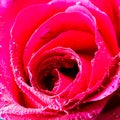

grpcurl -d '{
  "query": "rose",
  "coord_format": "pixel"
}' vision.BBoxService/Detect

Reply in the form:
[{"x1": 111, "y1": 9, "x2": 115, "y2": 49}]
[{"x1": 0, "y1": 0, "x2": 120, "y2": 119}]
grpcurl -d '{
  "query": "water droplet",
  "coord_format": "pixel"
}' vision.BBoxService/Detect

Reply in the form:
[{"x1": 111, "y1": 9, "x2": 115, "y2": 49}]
[
  {"x1": 100, "y1": 85, "x2": 105, "y2": 89},
  {"x1": 0, "y1": 86, "x2": 5, "y2": 91},
  {"x1": 115, "y1": 115, "x2": 120, "y2": 119},
  {"x1": 18, "y1": 77, "x2": 22, "y2": 81},
  {"x1": 76, "y1": 1, "x2": 81, "y2": 5},
  {"x1": 112, "y1": 112, "x2": 116, "y2": 115},
  {"x1": 40, "y1": 27, "x2": 52, "y2": 40},
  {"x1": 14, "y1": 68, "x2": 19, "y2": 75},
  {"x1": 11, "y1": 41, "x2": 17, "y2": 50},
  {"x1": 87, "y1": 111, "x2": 97, "y2": 119},
  {"x1": 74, "y1": 116, "x2": 81, "y2": 120},
  {"x1": 48, "y1": 1, "x2": 52, "y2": 5},
  {"x1": 12, "y1": 41, "x2": 16, "y2": 46},
  {"x1": 112, "y1": 112, "x2": 120, "y2": 119},
  {"x1": 97, "y1": 88, "x2": 101, "y2": 92},
  {"x1": 79, "y1": 115, "x2": 85, "y2": 120},
  {"x1": 0, "y1": 45, "x2": 2, "y2": 48}
]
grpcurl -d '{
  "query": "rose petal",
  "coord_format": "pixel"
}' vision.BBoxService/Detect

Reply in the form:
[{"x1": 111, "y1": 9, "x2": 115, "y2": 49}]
[
  {"x1": 61, "y1": 97, "x2": 109, "y2": 120},
  {"x1": 24, "y1": 11, "x2": 95, "y2": 69},
  {"x1": 28, "y1": 47, "x2": 80, "y2": 94},
  {"x1": 26, "y1": 30, "x2": 96, "y2": 59},
  {"x1": 11, "y1": 2, "x2": 70, "y2": 46},
  {"x1": 80, "y1": 0, "x2": 119, "y2": 55},
  {"x1": 90, "y1": 0, "x2": 120, "y2": 47},
  {"x1": 88, "y1": 30, "x2": 112, "y2": 88},
  {"x1": 96, "y1": 92, "x2": 120, "y2": 120},
  {"x1": 74, "y1": 52, "x2": 120, "y2": 102},
  {"x1": 0, "y1": 90, "x2": 109, "y2": 120},
  {"x1": 0, "y1": 7, "x2": 25, "y2": 105}
]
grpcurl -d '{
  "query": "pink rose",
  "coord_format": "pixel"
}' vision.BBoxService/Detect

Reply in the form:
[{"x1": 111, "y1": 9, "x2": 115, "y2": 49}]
[{"x1": 0, "y1": 0, "x2": 120, "y2": 119}]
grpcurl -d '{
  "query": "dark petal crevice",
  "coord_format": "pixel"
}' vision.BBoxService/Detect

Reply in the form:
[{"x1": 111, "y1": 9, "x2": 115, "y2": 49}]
[
  {"x1": 59, "y1": 62, "x2": 79, "y2": 79},
  {"x1": 29, "y1": 48, "x2": 80, "y2": 93},
  {"x1": 38, "y1": 58, "x2": 79, "y2": 92}
]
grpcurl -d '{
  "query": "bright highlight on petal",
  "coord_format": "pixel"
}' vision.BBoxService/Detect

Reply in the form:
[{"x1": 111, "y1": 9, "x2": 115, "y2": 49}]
[{"x1": 0, "y1": 0, "x2": 13, "y2": 7}]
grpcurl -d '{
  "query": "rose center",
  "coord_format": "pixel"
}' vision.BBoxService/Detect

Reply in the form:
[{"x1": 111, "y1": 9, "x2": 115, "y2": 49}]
[
  {"x1": 40, "y1": 60, "x2": 79, "y2": 91},
  {"x1": 29, "y1": 48, "x2": 80, "y2": 94},
  {"x1": 35, "y1": 56, "x2": 79, "y2": 93}
]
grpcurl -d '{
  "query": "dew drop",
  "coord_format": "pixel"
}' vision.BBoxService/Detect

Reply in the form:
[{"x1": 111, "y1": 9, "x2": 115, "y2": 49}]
[
  {"x1": 79, "y1": 115, "x2": 85, "y2": 120},
  {"x1": 112, "y1": 112, "x2": 116, "y2": 115},
  {"x1": 87, "y1": 111, "x2": 97, "y2": 119},
  {"x1": 14, "y1": 68, "x2": 19, "y2": 74},
  {"x1": 76, "y1": 1, "x2": 81, "y2": 5},
  {"x1": 100, "y1": 85, "x2": 105, "y2": 89},
  {"x1": 74, "y1": 116, "x2": 81, "y2": 120},
  {"x1": 12, "y1": 42, "x2": 17, "y2": 50},
  {"x1": 115, "y1": 115, "x2": 120, "y2": 119},
  {"x1": 112, "y1": 112, "x2": 120, "y2": 119},
  {"x1": 12, "y1": 41, "x2": 16, "y2": 46},
  {"x1": 18, "y1": 77, "x2": 23, "y2": 81},
  {"x1": 0, "y1": 86, "x2": 5, "y2": 91},
  {"x1": 48, "y1": 1, "x2": 52, "y2": 5},
  {"x1": 40, "y1": 27, "x2": 52, "y2": 40},
  {"x1": 97, "y1": 88, "x2": 101, "y2": 92}
]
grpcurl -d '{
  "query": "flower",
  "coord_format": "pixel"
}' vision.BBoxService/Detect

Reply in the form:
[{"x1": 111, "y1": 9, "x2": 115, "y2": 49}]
[{"x1": 0, "y1": 0, "x2": 120, "y2": 119}]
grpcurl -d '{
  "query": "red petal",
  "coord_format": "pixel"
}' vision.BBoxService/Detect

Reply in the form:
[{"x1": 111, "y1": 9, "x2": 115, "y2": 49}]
[
  {"x1": 96, "y1": 93, "x2": 120, "y2": 120},
  {"x1": 0, "y1": 92, "x2": 109, "y2": 120},
  {"x1": 11, "y1": 3, "x2": 68, "y2": 45},
  {"x1": 90, "y1": 0, "x2": 120, "y2": 47},
  {"x1": 81, "y1": 0, "x2": 119, "y2": 55},
  {"x1": 25, "y1": 11, "x2": 95, "y2": 69}
]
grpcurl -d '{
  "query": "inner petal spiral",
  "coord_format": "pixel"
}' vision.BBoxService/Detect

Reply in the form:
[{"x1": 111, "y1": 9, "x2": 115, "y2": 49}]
[
  {"x1": 38, "y1": 57, "x2": 79, "y2": 92},
  {"x1": 28, "y1": 47, "x2": 80, "y2": 94}
]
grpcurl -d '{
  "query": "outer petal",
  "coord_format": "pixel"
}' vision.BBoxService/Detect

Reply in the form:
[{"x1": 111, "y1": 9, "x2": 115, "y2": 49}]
[
  {"x1": 0, "y1": 0, "x2": 64, "y2": 116},
  {"x1": 90, "y1": 0, "x2": 120, "y2": 47},
  {"x1": 10, "y1": 2, "x2": 71, "y2": 75},
  {"x1": 96, "y1": 91, "x2": 120, "y2": 120},
  {"x1": 0, "y1": 94, "x2": 109, "y2": 120},
  {"x1": 23, "y1": 11, "x2": 95, "y2": 68}
]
